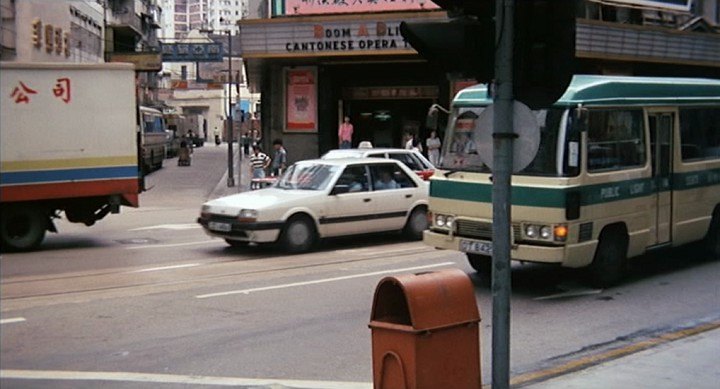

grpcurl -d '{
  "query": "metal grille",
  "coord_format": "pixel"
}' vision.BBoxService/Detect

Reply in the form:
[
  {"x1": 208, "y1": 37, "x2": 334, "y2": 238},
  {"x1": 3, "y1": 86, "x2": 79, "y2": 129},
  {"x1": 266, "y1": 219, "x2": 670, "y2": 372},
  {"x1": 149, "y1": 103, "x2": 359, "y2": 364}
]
[
  {"x1": 579, "y1": 222, "x2": 593, "y2": 242},
  {"x1": 455, "y1": 219, "x2": 522, "y2": 241}
]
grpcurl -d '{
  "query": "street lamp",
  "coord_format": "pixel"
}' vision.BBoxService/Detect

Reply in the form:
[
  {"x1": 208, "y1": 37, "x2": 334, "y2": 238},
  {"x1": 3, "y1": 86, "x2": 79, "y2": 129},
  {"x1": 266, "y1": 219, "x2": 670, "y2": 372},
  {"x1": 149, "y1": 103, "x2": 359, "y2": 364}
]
[
  {"x1": 225, "y1": 29, "x2": 235, "y2": 188},
  {"x1": 200, "y1": 25, "x2": 235, "y2": 188}
]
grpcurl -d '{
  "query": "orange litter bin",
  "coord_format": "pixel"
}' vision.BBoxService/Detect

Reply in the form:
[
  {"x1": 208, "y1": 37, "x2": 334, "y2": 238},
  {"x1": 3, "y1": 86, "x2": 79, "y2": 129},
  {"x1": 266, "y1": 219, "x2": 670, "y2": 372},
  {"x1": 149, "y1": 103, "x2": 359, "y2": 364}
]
[{"x1": 369, "y1": 269, "x2": 481, "y2": 389}]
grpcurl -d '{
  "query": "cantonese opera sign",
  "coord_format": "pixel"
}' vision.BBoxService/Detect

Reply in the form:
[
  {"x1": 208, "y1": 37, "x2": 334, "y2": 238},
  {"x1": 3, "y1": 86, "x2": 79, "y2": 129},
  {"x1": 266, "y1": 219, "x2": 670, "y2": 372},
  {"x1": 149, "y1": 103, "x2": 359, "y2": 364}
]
[
  {"x1": 286, "y1": 0, "x2": 439, "y2": 15},
  {"x1": 286, "y1": 68, "x2": 317, "y2": 132}
]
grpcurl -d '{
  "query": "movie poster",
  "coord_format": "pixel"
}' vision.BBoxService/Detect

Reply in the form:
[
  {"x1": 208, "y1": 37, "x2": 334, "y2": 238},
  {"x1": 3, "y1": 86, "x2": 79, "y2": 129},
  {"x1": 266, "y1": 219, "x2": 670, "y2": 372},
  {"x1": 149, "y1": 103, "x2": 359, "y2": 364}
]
[{"x1": 286, "y1": 67, "x2": 317, "y2": 132}]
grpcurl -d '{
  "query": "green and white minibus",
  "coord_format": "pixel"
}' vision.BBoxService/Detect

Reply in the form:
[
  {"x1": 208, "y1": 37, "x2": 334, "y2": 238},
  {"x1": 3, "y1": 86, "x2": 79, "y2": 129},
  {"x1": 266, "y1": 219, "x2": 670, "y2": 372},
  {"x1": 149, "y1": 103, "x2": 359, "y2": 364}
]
[{"x1": 424, "y1": 75, "x2": 720, "y2": 286}]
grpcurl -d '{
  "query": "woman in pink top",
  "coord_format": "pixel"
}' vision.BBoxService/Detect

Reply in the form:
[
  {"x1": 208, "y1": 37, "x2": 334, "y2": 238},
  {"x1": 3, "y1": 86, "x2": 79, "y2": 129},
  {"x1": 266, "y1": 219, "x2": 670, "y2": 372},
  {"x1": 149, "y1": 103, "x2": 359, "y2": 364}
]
[{"x1": 338, "y1": 116, "x2": 353, "y2": 149}]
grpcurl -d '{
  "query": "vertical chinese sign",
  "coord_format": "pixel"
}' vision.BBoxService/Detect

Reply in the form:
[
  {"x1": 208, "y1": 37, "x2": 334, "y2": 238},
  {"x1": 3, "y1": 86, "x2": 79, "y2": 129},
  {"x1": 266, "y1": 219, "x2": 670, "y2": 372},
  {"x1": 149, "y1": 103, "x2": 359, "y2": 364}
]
[{"x1": 285, "y1": 67, "x2": 317, "y2": 132}]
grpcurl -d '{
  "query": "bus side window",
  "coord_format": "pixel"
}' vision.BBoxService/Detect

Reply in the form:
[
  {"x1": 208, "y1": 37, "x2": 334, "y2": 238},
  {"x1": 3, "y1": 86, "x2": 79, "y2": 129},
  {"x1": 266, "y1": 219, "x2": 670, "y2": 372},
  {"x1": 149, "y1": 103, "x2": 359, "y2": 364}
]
[
  {"x1": 587, "y1": 109, "x2": 645, "y2": 172},
  {"x1": 679, "y1": 108, "x2": 720, "y2": 161}
]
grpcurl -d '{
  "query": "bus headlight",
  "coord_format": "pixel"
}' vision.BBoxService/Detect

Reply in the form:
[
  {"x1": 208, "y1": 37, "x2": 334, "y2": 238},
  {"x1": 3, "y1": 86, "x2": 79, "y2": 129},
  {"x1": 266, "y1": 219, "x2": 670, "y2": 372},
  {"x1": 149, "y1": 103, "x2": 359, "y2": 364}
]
[
  {"x1": 525, "y1": 224, "x2": 539, "y2": 238},
  {"x1": 540, "y1": 226, "x2": 553, "y2": 239},
  {"x1": 434, "y1": 213, "x2": 455, "y2": 230},
  {"x1": 524, "y1": 223, "x2": 568, "y2": 243}
]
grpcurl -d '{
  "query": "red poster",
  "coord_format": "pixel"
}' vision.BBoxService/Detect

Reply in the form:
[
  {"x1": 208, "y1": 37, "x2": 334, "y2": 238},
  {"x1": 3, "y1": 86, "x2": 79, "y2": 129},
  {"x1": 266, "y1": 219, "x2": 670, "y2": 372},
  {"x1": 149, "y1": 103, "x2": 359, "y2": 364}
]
[{"x1": 286, "y1": 68, "x2": 317, "y2": 132}]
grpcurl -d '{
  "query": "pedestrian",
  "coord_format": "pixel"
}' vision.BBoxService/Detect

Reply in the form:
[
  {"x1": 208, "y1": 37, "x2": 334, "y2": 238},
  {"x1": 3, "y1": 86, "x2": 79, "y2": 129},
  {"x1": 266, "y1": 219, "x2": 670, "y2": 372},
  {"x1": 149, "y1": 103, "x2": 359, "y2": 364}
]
[
  {"x1": 426, "y1": 130, "x2": 442, "y2": 165},
  {"x1": 213, "y1": 126, "x2": 221, "y2": 146},
  {"x1": 338, "y1": 115, "x2": 353, "y2": 149},
  {"x1": 404, "y1": 132, "x2": 423, "y2": 152},
  {"x1": 271, "y1": 139, "x2": 287, "y2": 177},
  {"x1": 249, "y1": 144, "x2": 271, "y2": 181}
]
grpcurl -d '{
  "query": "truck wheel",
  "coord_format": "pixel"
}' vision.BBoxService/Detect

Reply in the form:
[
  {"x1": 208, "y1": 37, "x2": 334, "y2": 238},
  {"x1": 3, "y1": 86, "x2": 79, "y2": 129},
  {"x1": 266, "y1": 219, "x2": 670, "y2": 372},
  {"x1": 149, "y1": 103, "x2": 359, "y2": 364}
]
[
  {"x1": 705, "y1": 209, "x2": 719, "y2": 260},
  {"x1": 587, "y1": 227, "x2": 628, "y2": 288},
  {"x1": 403, "y1": 207, "x2": 428, "y2": 240},
  {"x1": 0, "y1": 206, "x2": 47, "y2": 252},
  {"x1": 467, "y1": 253, "x2": 492, "y2": 276},
  {"x1": 279, "y1": 215, "x2": 317, "y2": 253}
]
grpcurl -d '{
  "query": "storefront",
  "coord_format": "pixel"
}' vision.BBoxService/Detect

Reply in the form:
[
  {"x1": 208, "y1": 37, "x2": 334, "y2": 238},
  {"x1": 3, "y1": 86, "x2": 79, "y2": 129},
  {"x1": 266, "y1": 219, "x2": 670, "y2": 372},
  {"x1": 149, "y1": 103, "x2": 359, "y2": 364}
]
[{"x1": 238, "y1": 10, "x2": 455, "y2": 162}]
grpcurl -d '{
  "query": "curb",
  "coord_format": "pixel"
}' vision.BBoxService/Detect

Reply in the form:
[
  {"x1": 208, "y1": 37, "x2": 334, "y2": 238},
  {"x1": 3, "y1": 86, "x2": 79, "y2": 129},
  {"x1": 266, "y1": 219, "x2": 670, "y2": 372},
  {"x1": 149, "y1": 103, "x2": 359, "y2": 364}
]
[{"x1": 509, "y1": 319, "x2": 720, "y2": 387}]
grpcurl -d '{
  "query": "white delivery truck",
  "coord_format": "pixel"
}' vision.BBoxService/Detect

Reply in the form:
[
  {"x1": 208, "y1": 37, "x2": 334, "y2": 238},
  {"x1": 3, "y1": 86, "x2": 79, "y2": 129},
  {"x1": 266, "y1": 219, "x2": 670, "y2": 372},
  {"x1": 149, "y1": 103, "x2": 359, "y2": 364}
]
[{"x1": 0, "y1": 62, "x2": 141, "y2": 251}]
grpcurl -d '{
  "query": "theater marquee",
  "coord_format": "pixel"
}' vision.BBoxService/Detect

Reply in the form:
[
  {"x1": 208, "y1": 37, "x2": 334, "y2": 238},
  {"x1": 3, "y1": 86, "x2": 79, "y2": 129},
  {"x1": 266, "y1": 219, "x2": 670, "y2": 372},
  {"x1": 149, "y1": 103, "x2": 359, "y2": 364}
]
[{"x1": 239, "y1": 12, "x2": 447, "y2": 58}]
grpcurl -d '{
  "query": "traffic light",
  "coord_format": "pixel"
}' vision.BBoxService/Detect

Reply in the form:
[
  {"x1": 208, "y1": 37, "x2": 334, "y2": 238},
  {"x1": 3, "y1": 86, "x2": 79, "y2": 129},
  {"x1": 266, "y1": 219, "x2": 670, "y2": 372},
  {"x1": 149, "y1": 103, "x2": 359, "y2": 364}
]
[
  {"x1": 402, "y1": 0, "x2": 577, "y2": 109},
  {"x1": 513, "y1": 0, "x2": 576, "y2": 108},
  {"x1": 400, "y1": 15, "x2": 494, "y2": 82}
]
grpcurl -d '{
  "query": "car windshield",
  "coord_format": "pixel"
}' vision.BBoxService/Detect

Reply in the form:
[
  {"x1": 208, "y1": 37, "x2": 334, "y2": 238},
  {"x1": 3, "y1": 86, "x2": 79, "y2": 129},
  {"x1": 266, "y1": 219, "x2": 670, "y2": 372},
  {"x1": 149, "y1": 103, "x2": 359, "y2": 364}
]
[
  {"x1": 275, "y1": 163, "x2": 339, "y2": 190},
  {"x1": 439, "y1": 106, "x2": 578, "y2": 177}
]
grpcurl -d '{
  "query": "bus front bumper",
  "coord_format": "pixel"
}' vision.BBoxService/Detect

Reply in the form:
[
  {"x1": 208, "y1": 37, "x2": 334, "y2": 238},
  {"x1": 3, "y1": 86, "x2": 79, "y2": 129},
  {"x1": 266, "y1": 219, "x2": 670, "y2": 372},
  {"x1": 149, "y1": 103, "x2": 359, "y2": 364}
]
[{"x1": 423, "y1": 230, "x2": 597, "y2": 268}]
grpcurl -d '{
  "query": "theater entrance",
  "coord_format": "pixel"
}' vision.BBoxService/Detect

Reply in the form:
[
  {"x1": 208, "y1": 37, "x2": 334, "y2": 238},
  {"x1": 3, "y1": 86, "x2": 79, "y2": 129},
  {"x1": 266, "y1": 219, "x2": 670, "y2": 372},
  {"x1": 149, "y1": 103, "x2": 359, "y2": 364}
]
[{"x1": 342, "y1": 99, "x2": 433, "y2": 149}]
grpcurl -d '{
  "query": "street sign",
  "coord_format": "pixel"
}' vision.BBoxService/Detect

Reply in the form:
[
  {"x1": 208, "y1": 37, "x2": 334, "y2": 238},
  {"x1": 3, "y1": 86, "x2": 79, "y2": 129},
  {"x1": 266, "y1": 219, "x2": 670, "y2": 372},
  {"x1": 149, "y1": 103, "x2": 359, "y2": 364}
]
[
  {"x1": 475, "y1": 101, "x2": 540, "y2": 173},
  {"x1": 160, "y1": 43, "x2": 223, "y2": 62}
]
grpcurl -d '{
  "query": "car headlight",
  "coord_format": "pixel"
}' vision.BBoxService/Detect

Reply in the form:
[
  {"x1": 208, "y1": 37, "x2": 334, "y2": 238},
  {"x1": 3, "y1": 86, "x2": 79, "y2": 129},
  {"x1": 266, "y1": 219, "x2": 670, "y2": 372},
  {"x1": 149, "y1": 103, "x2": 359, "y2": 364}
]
[
  {"x1": 238, "y1": 209, "x2": 258, "y2": 222},
  {"x1": 435, "y1": 214, "x2": 446, "y2": 227},
  {"x1": 200, "y1": 205, "x2": 211, "y2": 218}
]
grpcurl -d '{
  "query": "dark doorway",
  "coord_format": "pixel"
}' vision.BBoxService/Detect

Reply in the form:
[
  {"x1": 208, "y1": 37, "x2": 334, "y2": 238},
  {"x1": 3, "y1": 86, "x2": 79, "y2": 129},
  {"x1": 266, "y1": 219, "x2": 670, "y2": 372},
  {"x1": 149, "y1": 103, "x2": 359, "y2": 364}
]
[{"x1": 344, "y1": 99, "x2": 433, "y2": 149}]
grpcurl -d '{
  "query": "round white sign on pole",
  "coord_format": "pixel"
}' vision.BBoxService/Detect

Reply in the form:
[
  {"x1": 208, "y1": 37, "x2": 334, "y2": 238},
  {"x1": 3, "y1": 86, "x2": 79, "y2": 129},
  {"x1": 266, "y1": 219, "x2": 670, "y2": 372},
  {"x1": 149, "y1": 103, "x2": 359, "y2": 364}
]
[{"x1": 474, "y1": 101, "x2": 540, "y2": 173}]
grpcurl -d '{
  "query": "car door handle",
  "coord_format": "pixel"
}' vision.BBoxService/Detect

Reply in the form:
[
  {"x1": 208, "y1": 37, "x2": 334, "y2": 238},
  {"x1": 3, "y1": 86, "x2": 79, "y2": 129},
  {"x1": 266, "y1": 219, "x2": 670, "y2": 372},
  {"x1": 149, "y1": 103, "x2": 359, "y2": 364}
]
[
  {"x1": 405, "y1": 194, "x2": 412, "y2": 198},
  {"x1": 363, "y1": 198, "x2": 371, "y2": 202}
]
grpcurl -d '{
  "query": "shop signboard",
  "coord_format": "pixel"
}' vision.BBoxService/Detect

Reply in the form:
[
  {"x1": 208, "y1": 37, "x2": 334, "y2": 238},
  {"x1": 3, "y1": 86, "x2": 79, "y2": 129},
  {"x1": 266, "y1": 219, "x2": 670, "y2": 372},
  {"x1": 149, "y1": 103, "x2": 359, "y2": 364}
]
[
  {"x1": 285, "y1": 67, "x2": 317, "y2": 132},
  {"x1": 608, "y1": 0, "x2": 692, "y2": 11},
  {"x1": 283, "y1": 0, "x2": 439, "y2": 15},
  {"x1": 160, "y1": 43, "x2": 223, "y2": 62}
]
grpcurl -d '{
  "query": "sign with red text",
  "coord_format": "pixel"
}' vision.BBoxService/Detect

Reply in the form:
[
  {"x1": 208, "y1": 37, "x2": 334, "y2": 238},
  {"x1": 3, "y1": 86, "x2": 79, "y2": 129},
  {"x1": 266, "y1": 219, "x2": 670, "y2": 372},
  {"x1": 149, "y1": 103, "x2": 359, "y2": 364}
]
[{"x1": 285, "y1": 0, "x2": 439, "y2": 15}]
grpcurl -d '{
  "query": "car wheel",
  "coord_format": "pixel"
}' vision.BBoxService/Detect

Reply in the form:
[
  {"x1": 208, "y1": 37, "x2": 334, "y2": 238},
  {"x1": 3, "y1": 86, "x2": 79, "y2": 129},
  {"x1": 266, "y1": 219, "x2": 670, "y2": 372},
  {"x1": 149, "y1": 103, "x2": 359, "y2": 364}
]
[
  {"x1": 1, "y1": 206, "x2": 47, "y2": 252},
  {"x1": 225, "y1": 239, "x2": 249, "y2": 248},
  {"x1": 280, "y1": 216, "x2": 317, "y2": 253},
  {"x1": 403, "y1": 207, "x2": 427, "y2": 240},
  {"x1": 587, "y1": 226, "x2": 628, "y2": 288},
  {"x1": 467, "y1": 253, "x2": 492, "y2": 276},
  {"x1": 705, "y1": 208, "x2": 719, "y2": 260}
]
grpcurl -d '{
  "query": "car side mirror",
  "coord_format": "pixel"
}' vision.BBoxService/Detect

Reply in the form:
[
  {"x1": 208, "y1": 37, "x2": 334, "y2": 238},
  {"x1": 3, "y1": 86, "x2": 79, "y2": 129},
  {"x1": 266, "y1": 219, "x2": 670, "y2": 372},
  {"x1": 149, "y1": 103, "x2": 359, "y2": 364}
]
[{"x1": 331, "y1": 184, "x2": 350, "y2": 195}]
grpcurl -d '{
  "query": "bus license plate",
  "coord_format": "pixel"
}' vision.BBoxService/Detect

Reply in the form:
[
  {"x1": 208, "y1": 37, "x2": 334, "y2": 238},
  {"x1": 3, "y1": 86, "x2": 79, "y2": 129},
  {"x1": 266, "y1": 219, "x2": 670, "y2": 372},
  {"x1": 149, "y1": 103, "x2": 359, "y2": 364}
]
[
  {"x1": 208, "y1": 221, "x2": 231, "y2": 232},
  {"x1": 460, "y1": 239, "x2": 493, "y2": 255}
]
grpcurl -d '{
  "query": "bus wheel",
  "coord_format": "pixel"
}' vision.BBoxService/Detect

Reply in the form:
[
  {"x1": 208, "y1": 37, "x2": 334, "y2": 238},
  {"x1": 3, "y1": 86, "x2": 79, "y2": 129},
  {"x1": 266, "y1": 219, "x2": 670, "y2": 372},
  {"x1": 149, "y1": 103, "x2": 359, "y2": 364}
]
[
  {"x1": 0, "y1": 206, "x2": 47, "y2": 252},
  {"x1": 705, "y1": 209, "x2": 719, "y2": 260},
  {"x1": 468, "y1": 254, "x2": 492, "y2": 276},
  {"x1": 280, "y1": 215, "x2": 317, "y2": 253},
  {"x1": 587, "y1": 227, "x2": 628, "y2": 288}
]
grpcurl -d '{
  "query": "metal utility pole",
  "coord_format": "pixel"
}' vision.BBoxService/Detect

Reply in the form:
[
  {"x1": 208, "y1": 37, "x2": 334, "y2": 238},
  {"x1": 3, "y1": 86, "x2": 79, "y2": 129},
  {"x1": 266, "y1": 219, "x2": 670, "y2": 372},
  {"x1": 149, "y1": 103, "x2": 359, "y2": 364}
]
[
  {"x1": 492, "y1": 0, "x2": 514, "y2": 388},
  {"x1": 226, "y1": 30, "x2": 235, "y2": 188}
]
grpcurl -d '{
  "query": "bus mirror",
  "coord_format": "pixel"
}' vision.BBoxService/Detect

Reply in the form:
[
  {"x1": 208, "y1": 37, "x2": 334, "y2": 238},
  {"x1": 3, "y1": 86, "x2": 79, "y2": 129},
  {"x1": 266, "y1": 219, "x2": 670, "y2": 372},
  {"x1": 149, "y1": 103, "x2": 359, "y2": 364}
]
[
  {"x1": 574, "y1": 106, "x2": 589, "y2": 132},
  {"x1": 426, "y1": 104, "x2": 449, "y2": 131}
]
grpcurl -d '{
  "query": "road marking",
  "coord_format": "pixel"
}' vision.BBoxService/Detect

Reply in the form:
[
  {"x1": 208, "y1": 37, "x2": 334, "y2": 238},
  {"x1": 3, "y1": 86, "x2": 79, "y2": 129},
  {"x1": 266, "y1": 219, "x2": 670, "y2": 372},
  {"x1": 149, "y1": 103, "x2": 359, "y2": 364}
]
[
  {"x1": 0, "y1": 369, "x2": 372, "y2": 389},
  {"x1": 534, "y1": 289, "x2": 603, "y2": 301},
  {"x1": 196, "y1": 262, "x2": 456, "y2": 299},
  {"x1": 0, "y1": 317, "x2": 26, "y2": 325},
  {"x1": 126, "y1": 240, "x2": 218, "y2": 250},
  {"x1": 131, "y1": 263, "x2": 201, "y2": 273},
  {"x1": 129, "y1": 224, "x2": 201, "y2": 231}
]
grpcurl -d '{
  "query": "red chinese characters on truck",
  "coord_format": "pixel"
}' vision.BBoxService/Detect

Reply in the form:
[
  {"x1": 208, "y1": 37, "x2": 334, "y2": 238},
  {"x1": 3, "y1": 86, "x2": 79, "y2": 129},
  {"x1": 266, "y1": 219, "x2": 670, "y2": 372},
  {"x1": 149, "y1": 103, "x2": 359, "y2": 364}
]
[{"x1": 9, "y1": 78, "x2": 72, "y2": 104}]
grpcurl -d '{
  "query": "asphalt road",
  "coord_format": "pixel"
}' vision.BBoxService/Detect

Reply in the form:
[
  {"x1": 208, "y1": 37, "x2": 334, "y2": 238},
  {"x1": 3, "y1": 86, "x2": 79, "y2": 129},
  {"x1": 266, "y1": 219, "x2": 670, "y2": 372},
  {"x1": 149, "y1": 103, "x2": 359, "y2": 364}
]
[{"x1": 2, "y1": 144, "x2": 719, "y2": 388}]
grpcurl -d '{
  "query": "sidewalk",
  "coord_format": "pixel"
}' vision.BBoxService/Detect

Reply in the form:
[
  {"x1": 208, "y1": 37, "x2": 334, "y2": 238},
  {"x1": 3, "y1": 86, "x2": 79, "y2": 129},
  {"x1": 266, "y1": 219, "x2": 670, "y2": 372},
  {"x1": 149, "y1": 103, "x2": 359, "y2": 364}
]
[
  {"x1": 521, "y1": 325, "x2": 720, "y2": 389},
  {"x1": 208, "y1": 142, "x2": 252, "y2": 199}
]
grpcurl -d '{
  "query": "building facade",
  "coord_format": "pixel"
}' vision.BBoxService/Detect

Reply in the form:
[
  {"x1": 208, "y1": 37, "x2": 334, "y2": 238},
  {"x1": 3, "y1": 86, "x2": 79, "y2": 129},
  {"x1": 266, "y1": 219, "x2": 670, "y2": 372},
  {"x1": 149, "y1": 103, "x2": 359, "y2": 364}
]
[{"x1": 238, "y1": 0, "x2": 719, "y2": 164}]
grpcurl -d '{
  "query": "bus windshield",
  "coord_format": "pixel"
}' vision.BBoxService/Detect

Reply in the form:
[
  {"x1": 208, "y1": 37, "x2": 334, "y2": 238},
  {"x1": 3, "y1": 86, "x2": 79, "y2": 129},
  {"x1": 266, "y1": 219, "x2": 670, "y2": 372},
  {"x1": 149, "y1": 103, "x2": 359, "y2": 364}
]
[{"x1": 439, "y1": 106, "x2": 579, "y2": 177}]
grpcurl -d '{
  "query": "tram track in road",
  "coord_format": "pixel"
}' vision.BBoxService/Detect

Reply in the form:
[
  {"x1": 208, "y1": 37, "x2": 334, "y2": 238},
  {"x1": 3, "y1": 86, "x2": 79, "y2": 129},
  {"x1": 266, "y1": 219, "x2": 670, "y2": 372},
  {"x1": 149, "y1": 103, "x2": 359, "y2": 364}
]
[{"x1": 0, "y1": 242, "x2": 449, "y2": 311}]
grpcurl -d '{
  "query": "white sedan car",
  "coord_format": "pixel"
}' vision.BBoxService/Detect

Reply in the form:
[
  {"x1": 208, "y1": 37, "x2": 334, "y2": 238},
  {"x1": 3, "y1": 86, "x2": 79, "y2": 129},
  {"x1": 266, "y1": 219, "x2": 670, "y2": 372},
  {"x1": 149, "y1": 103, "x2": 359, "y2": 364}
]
[
  {"x1": 321, "y1": 147, "x2": 435, "y2": 180},
  {"x1": 198, "y1": 158, "x2": 429, "y2": 252}
]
